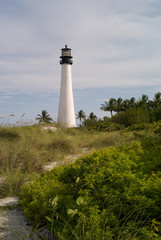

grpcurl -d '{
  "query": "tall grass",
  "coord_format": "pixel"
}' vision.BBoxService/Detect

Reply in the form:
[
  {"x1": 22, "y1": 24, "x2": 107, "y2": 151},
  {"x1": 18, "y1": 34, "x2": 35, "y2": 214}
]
[{"x1": 0, "y1": 124, "x2": 135, "y2": 197}]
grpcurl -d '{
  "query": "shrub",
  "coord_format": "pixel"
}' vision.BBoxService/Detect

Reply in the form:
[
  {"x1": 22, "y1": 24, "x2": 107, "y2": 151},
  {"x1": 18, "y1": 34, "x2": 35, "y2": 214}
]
[
  {"x1": 0, "y1": 124, "x2": 136, "y2": 198},
  {"x1": 19, "y1": 137, "x2": 161, "y2": 239},
  {"x1": 82, "y1": 121, "x2": 124, "y2": 132},
  {"x1": 0, "y1": 127, "x2": 20, "y2": 140},
  {"x1": 127, "y1": 123, "x2": 151, "y2": 131},
  {"x1": 154, "y1": 121, "x2": 161, "y2": 136},
  {"x1": 153, "y1": 106, "x2": 161, "y2": 121},
  {"x1": 112, "y1": 108, "x2": 151, "y2": 127}
]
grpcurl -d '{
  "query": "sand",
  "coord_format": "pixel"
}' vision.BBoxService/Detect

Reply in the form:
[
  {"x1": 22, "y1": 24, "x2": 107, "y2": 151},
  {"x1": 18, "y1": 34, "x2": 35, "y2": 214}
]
[{"x1": 0, "y1": 197, "x2": 37, "y2": 240}]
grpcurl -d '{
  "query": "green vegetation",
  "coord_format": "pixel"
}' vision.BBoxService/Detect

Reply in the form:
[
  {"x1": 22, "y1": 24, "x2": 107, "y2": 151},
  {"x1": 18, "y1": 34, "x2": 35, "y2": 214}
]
[
  {"x1": 35, "y1": 110, "x2": 53, "y2": 123},
  {"x1": 1, "y1": 92, "x2": 161, "y2": 239},
  {"x1": 100, "y1": 92, "x2": 161, "y2": 116},
  {"x1": 19, "y1": 134, "x2": 161, "y2": 239},
  {"x1": 0, "y1": 124, "x2": 134, "y2": 198},
  {"x1": 77, "y1": 92, "x2": 161, "y2": 131},
  {"x1": 76, "y1": 110, "x2": 86, "y2": 126},
  {"x1": 105, "y1": 92, "x2": 161, "y2": 126}
]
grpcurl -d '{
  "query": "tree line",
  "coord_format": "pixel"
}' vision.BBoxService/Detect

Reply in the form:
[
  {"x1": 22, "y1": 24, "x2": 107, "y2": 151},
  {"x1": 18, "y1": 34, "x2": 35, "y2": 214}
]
[
  {"x1": 77, "y1": 92, "x2": 161, "y2": 127},
  {"x1": 100, "y1": 92, "x2": 161, "y2": 117},
  {"x1": 35, "y1": 92, "x2": 161, "y2": 127}
]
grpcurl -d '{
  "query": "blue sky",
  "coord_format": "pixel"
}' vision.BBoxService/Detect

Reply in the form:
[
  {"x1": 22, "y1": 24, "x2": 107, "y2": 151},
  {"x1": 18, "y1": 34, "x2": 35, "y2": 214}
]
[{"x1": 0, "y1": 0, "x2": 161, "y2": 124}]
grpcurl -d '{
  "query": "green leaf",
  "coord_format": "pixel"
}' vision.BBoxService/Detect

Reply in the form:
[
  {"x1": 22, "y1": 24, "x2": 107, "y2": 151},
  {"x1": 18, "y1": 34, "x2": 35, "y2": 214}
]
[
  {"x1": 67, "y1": 209, "x2": 78, "y2": 217},
  {"x1": 76, "y1": 177, "x2": 80, "y2": 183},
  {"x1": 76, "y1": 196, "x2": 85, "y2": 205},
  {"x1": 52, "y1": 196, "x2": 58, "y2": 207},
  {"x1": 46, "y1": 216, "x2": 52, "y2": 222}
]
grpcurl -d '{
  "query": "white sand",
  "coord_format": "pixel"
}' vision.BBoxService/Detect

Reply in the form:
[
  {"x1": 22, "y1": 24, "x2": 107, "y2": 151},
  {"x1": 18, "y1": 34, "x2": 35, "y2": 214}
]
[{"x1": 0, "y1": 206, "x2": 37, "y2": 239}]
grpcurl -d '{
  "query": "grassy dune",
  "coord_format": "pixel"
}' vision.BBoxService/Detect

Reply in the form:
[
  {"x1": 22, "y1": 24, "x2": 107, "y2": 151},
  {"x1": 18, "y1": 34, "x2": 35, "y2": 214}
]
[{"x1": 0, "y1": 124, "x2": 135, "y2": 197}]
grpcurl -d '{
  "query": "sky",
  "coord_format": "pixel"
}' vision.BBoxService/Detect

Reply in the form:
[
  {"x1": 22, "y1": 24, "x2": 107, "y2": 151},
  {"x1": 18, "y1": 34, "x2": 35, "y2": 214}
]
[{"x1": 0, "y1": 0, "x2": 161, "y2": 124}]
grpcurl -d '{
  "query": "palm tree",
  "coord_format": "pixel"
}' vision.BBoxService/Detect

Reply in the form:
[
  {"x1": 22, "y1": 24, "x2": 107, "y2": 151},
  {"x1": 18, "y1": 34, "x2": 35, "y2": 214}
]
[
  {"x1": 153, "y1": 92, "x2": 161, "y2": 108},
  {"x1": 123, "y1": 97, "x2": 136, "y2": 111},
  {"x1": 137, "y1": 94, "x2": 149, "y2": 108},
  {"x1": 36, "y1": 110, "x2": 53, "y2": 124},
  {"x1": 100, "y1": 98, "x2": 116, "y2": 117},
  {"x1": 100, "y1": 101, "x2": 110, "y2": 111},
  {"x1": 129, "y1": 97, "x2": 136, "y2": 108},
  {"x1": 100, "y1": 101, "x2": 110, "y2": 116},
  {"x1": 76, "y1": 110, "x2": 86, "y2": 126},
  {"x1": 122, "y1": 99, "x2": 130, "y2": 111},
  {"x1": 89, "y1": 112, "x2": 97, "y2": 121},
  {"x1": 115, "y1": 97, "x2": 123, "y2": 113}
]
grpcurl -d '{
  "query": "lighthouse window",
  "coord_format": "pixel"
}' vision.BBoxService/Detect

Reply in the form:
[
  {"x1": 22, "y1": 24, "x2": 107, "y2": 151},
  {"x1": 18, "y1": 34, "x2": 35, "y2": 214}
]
[{"x1": 62, "y1": 50, "x2": 71, "y2": 56}]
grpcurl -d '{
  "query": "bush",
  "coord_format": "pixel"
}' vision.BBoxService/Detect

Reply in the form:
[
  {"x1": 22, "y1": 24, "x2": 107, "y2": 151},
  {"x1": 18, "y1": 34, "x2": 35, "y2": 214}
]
[
  {"x1": 153, "y1": 106, "x2": 161, "y2": 121},
  {"x1": 0, "y1": 124, "x2": 136, "y2": 198},
  {"x1": 19, "y1": 137, "x2": 161, "y2": 239},
  {"x1": 0, "y1": 127, "x2": 20, "y2": 140},
  {"x1": 82, "y1": 121, "x2": 124, "y2": 132},
  {"x1": 96, "y1": 122, "x2": 124, "y2": 131},
  {"x1": 127, "y1": 121, "x2": 161, "y2": 132},
  {"x1": 154, "y1": 122, "x2": 161, "y2": 136},
  {"x1": 112, "y1": 108, "x2": 151, "y2": 127},
  {"x1": 127, "y1": 123, "x2": 151, "y2": 131}
]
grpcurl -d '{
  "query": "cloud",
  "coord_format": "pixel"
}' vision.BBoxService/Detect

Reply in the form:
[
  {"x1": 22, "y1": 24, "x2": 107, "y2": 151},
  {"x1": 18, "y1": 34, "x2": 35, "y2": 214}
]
[{"x1": 0, "y1": 0, "x2": 161, "y2": 96}]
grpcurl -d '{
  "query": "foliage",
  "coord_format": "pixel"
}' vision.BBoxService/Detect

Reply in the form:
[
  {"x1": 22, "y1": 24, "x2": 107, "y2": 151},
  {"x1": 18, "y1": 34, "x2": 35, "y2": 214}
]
[
  {"x1": 152, "y1": 106, "x2": 161, "y2": 122},
  {"x1": 0, "y1": 124, "x2": 135, "y2": 197},
  {"x1": 76, "y1": 110, "x2": 86, "y2": 126},
  {"x1": 20, "y1": 136, "x2": 161, "y2": 239},
  {"x1": 100, "y1": 92, "x2": 161, "y2": 125},
  {"x1": 35, "y1": 110, "x2": 53, "y2": 124},
  {"x1": 83, "y1": 120, "x2": 125, "y2": 131},
  {"x1": 88, "y1": 112, "x2": 97, "y2": 121},
  {"x1": 100, "y1": 98, "x2": 117, "y2": 117},
  {"x1": 0, "y1": 128, "x2": 20, "y2": 140},
  {"x1": 82, "y1": 112, "x2": 98, "y2": 128},
  {"x1": 153, "y1": 92, "x2": 161, "y2": 108},
  {"x1": 112, "y1": 107, "x2": 151, "y2": 127},
  {"x1": 136, "y1": 94, "x2": 149, "y2": 108},
  {"x1": 127, "y1": 121, "x2": 161, "y2": 132},
  {"x1": 154, "y1": 122, "x2": 161, "y2": 136}
]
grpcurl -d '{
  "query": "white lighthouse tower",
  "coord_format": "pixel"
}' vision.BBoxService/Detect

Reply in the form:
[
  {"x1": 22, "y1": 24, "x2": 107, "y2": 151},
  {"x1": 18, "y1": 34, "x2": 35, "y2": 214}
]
[{"x1": 58, "y1": 45, "x2": 76, "y2": 127}]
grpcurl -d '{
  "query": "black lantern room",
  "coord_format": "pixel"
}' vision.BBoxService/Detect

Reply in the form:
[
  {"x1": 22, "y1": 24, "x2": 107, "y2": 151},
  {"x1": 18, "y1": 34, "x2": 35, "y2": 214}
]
[{"x1": 60, "y1": 45, "x2": 73, "y2": 65}]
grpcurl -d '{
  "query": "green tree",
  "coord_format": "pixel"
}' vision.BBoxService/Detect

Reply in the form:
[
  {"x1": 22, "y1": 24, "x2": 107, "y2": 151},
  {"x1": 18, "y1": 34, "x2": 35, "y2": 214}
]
[
  {"x1": 122, "y1": 99, "x2": 130, "y2": 111},
  {"x1": 100, "y1": 101, "x2": 110, "y2": 112},
  {"x1": 36, "y1": 110, "x2": 53, "y2": 124},
  {"x1": 112, "y1": 107, "x2": 150, "y2": 127},
  {"x1": 100, "y1": 98, "x2": 116, "y2": 117},
  {"x1": 76, "y1": 110, "x2": 86, "y2": 126},
  {"x1": 129, "y1": 97, "x2": 136, "y2": 108},
  {"x1": 115, "y1": 97, "x2": 123, "y2": 113},
  {"x1": 123, "y1": 97, "x2": 136, "y2": 111},
  {"x1": 83, "y1": 112, "x2": 98, "y2": 127},
  {"x1": 89, "y1": 112, "x2": 97, "y2": 121},
  {"x1": 137, "y1": 94, "x2": 149, "y2": 108},
  {"x1": 153, "y1": 92, "x2": 161, "y2": 108}
]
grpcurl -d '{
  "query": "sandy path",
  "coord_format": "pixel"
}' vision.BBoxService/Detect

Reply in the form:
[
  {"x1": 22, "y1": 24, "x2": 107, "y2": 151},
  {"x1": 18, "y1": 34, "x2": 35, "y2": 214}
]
[
  {"x1": 0, "y1": 197, "x2": 37, "y2": 240},
  {"x1": 0, "y1": 208, "x2": 36, "y2": 240}
]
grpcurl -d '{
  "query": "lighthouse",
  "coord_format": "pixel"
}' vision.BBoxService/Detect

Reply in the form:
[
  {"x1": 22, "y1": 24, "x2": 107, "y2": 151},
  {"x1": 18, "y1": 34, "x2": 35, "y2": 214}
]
[{"x1": 58, "y1": 45, "x2": 76, "y2": 127}]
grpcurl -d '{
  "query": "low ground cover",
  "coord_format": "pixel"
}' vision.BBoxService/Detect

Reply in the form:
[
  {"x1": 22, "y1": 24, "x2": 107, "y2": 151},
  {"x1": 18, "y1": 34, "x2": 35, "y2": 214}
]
[
  {"x1": 19, "y1": 134, "x2": 161, "y2": 239},
  {"x1": 0, "y1": 124, "x2": 135, "y2": 197},
  {"x1": 1, "y1": 122, "x2": 161, "y2": 239}
]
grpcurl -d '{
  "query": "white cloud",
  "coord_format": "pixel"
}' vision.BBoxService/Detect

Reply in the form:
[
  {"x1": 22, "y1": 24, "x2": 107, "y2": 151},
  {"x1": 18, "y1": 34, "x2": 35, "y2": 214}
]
[{"x1": 0, "y1": 0, "x2": 161, "y2": 96}]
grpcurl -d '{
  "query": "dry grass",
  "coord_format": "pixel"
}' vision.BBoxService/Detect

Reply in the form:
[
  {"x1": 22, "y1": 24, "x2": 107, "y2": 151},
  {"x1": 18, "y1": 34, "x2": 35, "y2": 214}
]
[{"x1": 0, "y1": 124, "x2": 135, "y2": 197}]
